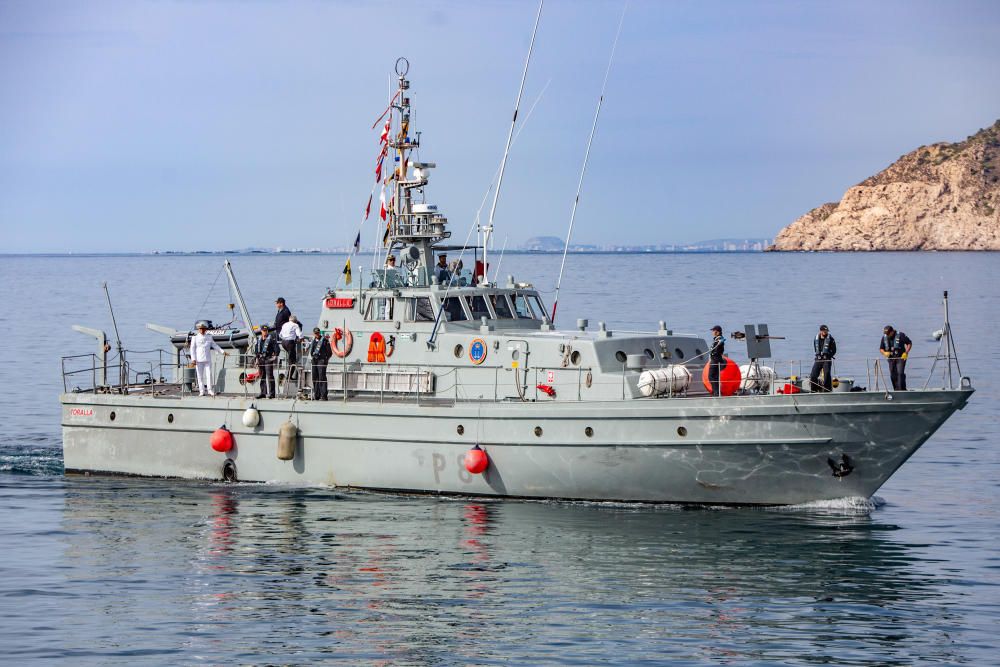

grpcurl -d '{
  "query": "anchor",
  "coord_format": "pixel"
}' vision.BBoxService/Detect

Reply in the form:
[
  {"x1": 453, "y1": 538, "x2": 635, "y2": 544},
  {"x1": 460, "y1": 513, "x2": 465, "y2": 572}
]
[{"x1": 827, "y1": 453, "x2": 855, "y2": 479}]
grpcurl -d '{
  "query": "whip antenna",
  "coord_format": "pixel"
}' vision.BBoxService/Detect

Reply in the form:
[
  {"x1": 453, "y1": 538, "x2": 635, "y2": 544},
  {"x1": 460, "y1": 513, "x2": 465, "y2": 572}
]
[
  {"x1": 551, "y1": 4, "x2": 626, "y2": 324},
  {"x1": 482, "y1": 0, "x2": 543, "y2": 286}
]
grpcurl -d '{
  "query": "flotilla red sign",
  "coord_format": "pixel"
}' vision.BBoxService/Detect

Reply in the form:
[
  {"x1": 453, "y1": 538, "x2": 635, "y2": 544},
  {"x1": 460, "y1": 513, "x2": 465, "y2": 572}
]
[
  {"x1": 70, "y1": 408, "x2": 93, "y2": 417},
  {"x1": 325, "y1": 297, "x2": 355, "y2": 309}
]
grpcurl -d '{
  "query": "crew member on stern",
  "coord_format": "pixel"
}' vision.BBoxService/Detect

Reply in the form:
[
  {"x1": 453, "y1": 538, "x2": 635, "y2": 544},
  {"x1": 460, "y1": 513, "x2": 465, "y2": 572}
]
[
  {"x1": 273, "y1": 297, "x2": 292, "y2": 332},
  {"x1": 280, "y1": 315, "x2": 303, "y2": 380},
  {"x1": 189, "y1": 322, "x2": 227, "y2": 397},
  {"x1": 309, "y1": 327, "x2": 333, "y2": 401},
  {"x1": 809, "y1": 324, "x2": 837, "y2": 392},
  {"x1": 708, "y1": 325, "x2": 725, "y2": 397},
  {"x1": 880, "y1": 325, "x2": 912, "y2": 391},
  {"x1": 253, "y1": 325, "x2": 279, "y2": 399}
]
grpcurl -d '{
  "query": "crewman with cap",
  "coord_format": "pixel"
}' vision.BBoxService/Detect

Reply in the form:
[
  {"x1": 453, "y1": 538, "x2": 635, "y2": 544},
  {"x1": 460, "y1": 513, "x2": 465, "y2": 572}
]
[
  {"x1": 708, "y1": 325, "x2": 726, "y2": 397},
  {"x1": 880, "y1": 325, "x2": 912, "y2": 390},
  {"x1": 189, "y1": 322, "x2": 227, "y2": 397},
  {"x1": 436, "y1": 254, "x2": 451, "y2": 284},
  {"x1": 809, "y1": 324, "x2": 837, "y2": 392},
  {"x1": 308, "y1": 327, "x2": 333, "y2": 401},
  {"x1": 253, "y1": 324, "x2": 279, "y2": 399}
]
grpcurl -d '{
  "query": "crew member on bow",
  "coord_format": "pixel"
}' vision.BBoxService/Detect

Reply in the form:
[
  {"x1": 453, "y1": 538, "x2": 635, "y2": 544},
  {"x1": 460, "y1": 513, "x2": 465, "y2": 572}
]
[
  {"x1": 253, "y1": 324, "x2": 279, "y2": 399},
  {"x1": 708, "y1": 325, "x2": 726, "y2": 397},
  {"x1": 809, "y1": 324, "x2": 837, "y2": 392},
  {"x1": 309, "y1": 327, "x2": 333, "y2": 401},
  {"x1": 189, "y1": 321, "x2": 228, "y2": 397},
  {"x1": 880, "y1": 325, "x2": 912, "y2": 391}
]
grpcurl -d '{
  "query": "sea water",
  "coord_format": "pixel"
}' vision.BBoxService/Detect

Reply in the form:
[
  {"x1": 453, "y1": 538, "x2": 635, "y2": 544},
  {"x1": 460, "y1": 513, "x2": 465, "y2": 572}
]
[{"x1": 1, "y1": 252, "x2": 998, "y2": 664}]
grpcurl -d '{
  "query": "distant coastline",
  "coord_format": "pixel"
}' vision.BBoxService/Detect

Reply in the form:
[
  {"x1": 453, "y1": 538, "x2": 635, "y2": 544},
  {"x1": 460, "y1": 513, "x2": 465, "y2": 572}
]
[{"x1": 2, "y1": 237, "x2": 774, "y2": 257}]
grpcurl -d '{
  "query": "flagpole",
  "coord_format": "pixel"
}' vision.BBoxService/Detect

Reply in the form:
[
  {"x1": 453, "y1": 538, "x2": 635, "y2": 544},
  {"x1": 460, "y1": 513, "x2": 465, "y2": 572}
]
[
  {"x1": 483, "y1": 0, "x2": 543, "y2": 287},
  {"x1": 551, "y1": 4, "x2": 626, "y2": 324}
]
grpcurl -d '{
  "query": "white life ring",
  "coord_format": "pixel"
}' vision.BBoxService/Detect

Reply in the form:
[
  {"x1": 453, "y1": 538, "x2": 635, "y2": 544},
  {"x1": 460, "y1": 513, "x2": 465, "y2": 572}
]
[{"x1": 331, "y1": 327, "x2": 354, "y2": 358}]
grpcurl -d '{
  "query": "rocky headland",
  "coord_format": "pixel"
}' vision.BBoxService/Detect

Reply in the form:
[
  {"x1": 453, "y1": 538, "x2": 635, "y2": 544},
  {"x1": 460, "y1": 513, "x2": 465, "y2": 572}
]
[{"x1": 770, "y1": 120, "x2": 1000, "y2": 251}]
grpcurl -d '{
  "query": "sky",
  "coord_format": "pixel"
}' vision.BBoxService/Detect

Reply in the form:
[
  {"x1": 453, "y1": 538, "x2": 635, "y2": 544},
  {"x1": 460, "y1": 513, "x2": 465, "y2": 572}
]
[{"x1": 1, "y1": 0, "x2": 999, "y2": 253}]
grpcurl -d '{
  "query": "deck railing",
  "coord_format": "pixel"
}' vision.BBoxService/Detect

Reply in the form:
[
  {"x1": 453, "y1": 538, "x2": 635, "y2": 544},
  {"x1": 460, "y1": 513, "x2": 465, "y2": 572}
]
[{"x1": 62, "y1": 343, "x2": 969, "y2": 402}]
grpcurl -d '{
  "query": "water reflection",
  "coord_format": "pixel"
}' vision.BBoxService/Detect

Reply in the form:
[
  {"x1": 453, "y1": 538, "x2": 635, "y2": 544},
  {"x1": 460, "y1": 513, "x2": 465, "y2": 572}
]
[{"x1": 46, "y1": 479, "x2": 968, "y2": 664}]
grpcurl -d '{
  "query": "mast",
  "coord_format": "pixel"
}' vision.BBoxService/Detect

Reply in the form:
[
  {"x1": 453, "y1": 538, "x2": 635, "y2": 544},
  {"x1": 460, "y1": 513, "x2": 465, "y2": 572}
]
[
  {"x1": 483, "y1": 0, "x2": 544, "y2": 287},
  {"x1": 379, "y1": 58, "x2": 450, "y2": 283}
]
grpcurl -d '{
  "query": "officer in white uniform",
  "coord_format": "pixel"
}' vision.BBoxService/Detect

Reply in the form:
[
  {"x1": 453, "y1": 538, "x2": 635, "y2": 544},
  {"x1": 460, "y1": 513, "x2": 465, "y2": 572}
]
[
  {"x1": 279, "y1": 315, "x2": 303, "y2": 380},
  {"x1": 189, "y1": 322, "x2": 228, "y2": 396}
]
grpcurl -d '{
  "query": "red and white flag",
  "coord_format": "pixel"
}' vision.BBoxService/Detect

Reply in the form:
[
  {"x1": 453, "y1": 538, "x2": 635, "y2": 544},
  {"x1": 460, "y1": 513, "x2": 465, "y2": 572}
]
[
  {"x1": 379, "y1": 187, "x2": 387, "y2": 221},
  {"x1": 364, "y1": 193, "x2": 372, "y2": 220},
  {"x1": 375, "y1": 157, "x2": 384, "y2": 182},
  {"x1": 379, "y1": 118, "x2": 391, "y2": 144}
]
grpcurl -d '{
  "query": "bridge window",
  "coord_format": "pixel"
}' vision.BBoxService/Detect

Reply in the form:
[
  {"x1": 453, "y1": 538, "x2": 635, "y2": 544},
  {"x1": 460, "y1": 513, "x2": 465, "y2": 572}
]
[
  {"x1": 528, "y1": 295, "x2": 548, "y2": 321},
  {"x1": 404, "y1": 297, "x2": 435, "y2": 322},
  {"x1": 466, "y1": 295, "x2": 491, "y2": 320},
  {"x1": 490, "y1": 294, "x2": 514, "y2": 319},
  {"x1": 512, "y1": 294, "x2": 533, "y2": 319},
  {"x1": 364, "y1": 297, "x2": 393, "y2": 321},
  {"x1": 441, "y1": 296, "x2": 468, "y2": 322}
]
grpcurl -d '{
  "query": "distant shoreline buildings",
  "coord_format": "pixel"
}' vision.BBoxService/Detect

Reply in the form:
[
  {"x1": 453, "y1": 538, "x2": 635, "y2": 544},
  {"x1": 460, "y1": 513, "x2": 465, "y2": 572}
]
[
  {"x1": 7, "y1": 238, "x2": 773, "y2": 257},
  {"x1": 142, "y1": 237, "x2": 774, "y2": 256}
]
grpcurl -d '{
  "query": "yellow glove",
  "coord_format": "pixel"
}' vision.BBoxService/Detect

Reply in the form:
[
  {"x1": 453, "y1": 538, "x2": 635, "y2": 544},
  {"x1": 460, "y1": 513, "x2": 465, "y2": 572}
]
[
  {"x1": 881, "y1": 350, "x2": 890, "y2": 357},
  {"x1": 901, "y1": 352, "x2": 908, "y2": 360}
]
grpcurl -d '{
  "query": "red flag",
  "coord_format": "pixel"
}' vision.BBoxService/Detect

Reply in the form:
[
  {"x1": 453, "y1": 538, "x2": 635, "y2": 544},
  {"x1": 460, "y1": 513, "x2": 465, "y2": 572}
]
[
  {"x1": 380, "y1": 118, "x2": 390, "y2": 144},
  {"x1": 379, "y1": 188, "x2": 387, "y2": 221},
  {"x1": 375, "y1": 157, "x2": 383, "y2": 182},
  {"x1": 364, "y1": 194, "x2": 372, "y2": 220}
]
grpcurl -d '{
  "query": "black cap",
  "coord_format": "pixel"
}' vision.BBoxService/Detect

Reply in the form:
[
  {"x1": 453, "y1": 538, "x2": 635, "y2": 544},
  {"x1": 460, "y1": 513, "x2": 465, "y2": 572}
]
[
  {"x1": 313, "y1": 327, "x2": 321, "y2": 334},
  {"x1": 819, "y1": 324, "x2": 829, "y2": 332},
  {"x1": 883, "y1": 324, "x2": 894, "y2": 333},
  {"x1": 276, "y1": 297, "x2": 285, "y2": 304},
  {"x1": 260, "y1": 324, "x2": 269, "y2": 331},
  {"x1": 711, "y1": 325, "x2": 722, "y2": 334}
]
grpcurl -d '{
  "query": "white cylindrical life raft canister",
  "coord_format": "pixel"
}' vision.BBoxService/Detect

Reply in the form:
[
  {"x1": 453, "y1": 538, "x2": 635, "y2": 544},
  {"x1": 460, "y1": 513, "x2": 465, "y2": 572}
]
[
  {"x1": 277, "y1": 420, "x2": 298, "y2": 461},
  {"x1": 738, "y1": 364, "x2": 776, "y2": 392},
  {"x1": 638, "y1": 365, "x2": 692, "y2": 397},
  {"x1": 242, "y1": 406, "x2": 260, "y2": 428}
]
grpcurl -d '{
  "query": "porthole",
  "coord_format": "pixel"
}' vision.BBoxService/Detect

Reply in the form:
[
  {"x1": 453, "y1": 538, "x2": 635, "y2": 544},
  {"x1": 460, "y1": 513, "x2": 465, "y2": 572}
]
[
  {"x1": 694, "y1": 348, "x2": 703, "y2": 356},
  {"x1": 615, "y1": 351, "x2": 627, "y2": 363},
  {"x1": 457, "y1": 424, "x2": 465, "y2": 435},
  {"x1": 677, "y1": 426, "x2": 687, "y2": 437},
  {"x1": 109, "y1": 411, "x2": 116, "y2": 421},
  {"x1": 585, "y1": 426, "x2": 594, "y2": 437},
  {"x1": 674, "y1": 348, "x2": 685, "y2": 360},
  {"x1": 570, "y1": 351, "x2": 582, "y2": 366},
  {"x1": 534, "y1": 426, "x2": 543, "y2": 437},
  {"x1": 167, "y1": 413, "x2": 174, "y2": 423},
  {"x1": 644, "y1": 348, "x2": 654, "y2": 360},
  {"x1": 454, "y1": 344, "x2": 464, "y2": 358}
]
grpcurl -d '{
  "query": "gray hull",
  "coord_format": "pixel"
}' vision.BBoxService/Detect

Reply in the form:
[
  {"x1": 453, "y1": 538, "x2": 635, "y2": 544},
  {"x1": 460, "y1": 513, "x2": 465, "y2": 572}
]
[{"x1": 61, "y1": 388, "x2": 972, "y2": 505}]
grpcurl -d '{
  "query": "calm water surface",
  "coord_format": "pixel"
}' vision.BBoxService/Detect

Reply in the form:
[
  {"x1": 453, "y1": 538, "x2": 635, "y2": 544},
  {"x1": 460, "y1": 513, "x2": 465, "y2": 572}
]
[{"x1": 1, "y1": 252, "x2": 998, "y2": 664}]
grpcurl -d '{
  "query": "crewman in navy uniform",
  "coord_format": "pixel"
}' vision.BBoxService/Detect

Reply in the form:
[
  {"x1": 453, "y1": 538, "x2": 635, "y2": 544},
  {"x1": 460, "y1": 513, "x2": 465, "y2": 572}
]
[
  {"x1": 436, "y1": 254, "x2": 451, "y2": 284},
  {"x1": 308, "y1": 327, "x2": 333, "y2": 401},
  {"x1": 880, "y1": 325, "x2": 912, "y2": 390},
  {"x1": 253, "y1": 325, "x2": 280, "y2": 399},
  {"x1": 708, "y1": 325, "x2": 725, "y2": 397},
  {"x1": 273, "y1": 297, "x2": 292, "y2": 333},
  {"x1": 809, "y1": 324, "x2": 837, "y2": 392}
]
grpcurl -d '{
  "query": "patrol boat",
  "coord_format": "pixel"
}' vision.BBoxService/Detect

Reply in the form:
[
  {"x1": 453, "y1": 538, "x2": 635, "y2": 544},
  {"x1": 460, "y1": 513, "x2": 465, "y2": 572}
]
[{"x1": 60, "y1": 62, "x2": 974, "y2": 505}]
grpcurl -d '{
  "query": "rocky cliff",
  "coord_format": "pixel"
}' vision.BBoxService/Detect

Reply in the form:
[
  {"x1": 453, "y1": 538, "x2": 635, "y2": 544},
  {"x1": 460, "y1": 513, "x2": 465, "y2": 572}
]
[{"x1": 771, "y1": 120, "x2": 1000, "y2": 251}]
